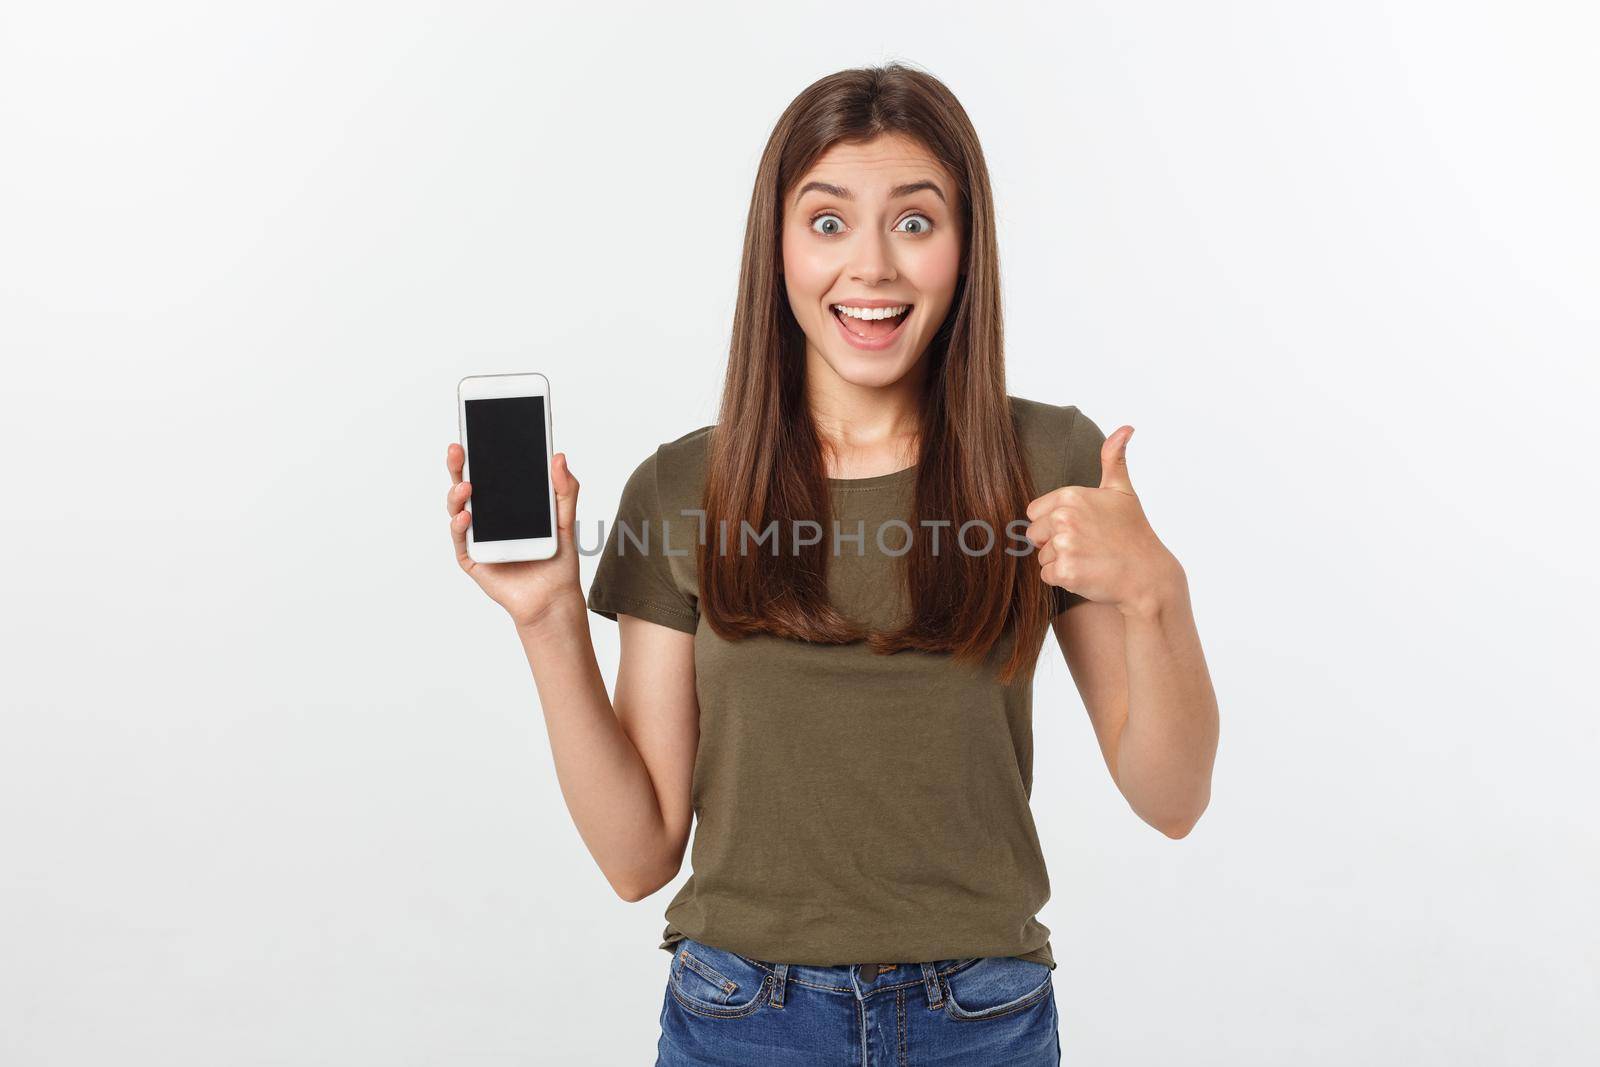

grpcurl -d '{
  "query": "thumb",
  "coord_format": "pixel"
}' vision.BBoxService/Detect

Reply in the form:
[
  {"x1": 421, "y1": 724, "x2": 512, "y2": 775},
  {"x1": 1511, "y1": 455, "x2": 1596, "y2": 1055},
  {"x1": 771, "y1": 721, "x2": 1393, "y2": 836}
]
[
  {"x1": 1098, "y1": 426, "x2": 1135, "y2": 492},
  {"x1": 553, "y1": 453, "x2": 580, "y2": 537}
]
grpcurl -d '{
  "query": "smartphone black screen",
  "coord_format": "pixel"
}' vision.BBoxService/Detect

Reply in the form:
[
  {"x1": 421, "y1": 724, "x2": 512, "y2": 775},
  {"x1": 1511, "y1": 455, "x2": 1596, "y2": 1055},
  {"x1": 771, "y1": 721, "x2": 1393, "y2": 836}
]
[{"x1": 463, "y1": 395, "x2": 553, "y2": 542}]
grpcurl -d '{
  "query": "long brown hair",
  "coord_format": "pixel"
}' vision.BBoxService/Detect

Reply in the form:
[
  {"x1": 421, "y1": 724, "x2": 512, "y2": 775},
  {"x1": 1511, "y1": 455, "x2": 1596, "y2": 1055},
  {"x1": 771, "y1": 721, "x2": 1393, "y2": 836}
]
[{"x1": 698, "y1": 62, "x2": 1052, "y2": 684}]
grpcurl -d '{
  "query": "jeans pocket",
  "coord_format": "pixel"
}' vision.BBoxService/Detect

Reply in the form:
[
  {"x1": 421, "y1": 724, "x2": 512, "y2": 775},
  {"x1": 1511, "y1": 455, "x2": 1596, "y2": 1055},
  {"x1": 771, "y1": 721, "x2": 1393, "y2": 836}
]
[
  {"x1": 941, "y1": 956, "x2": 1054, "y2": 1022},
  {"x1": 668, "y1": 937, "x2": 772, "y2": 1019}
]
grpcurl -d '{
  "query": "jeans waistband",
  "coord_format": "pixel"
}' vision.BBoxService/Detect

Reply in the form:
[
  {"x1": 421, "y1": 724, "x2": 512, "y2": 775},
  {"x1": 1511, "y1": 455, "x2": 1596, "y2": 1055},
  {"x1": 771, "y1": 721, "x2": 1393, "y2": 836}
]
[{"x1": 721, "y1": 947, "x2": 983, "y2": 1009}]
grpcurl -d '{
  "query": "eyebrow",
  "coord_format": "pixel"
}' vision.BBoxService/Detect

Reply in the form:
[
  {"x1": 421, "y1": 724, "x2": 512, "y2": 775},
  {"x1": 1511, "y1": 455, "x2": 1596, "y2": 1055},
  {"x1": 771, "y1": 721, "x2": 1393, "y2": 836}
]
[{"x1": 794, "y1": 179, "x2": 948, "y2": 205}]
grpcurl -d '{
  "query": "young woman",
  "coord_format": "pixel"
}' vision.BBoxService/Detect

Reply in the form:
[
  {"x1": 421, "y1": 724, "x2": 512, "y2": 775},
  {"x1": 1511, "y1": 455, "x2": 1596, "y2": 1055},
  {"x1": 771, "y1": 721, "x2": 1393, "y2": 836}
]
[{"x1": 444, "y1": 63, "x2": 1218, "y2": 1067}]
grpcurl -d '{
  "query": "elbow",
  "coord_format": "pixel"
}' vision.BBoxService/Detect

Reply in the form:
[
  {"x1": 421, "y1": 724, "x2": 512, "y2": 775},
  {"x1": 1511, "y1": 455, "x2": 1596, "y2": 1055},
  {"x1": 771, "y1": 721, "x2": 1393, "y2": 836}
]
[
  {"x1": 609, "y1": 833, "x2": 689, "y2": 901},
  {"x1": 610, "y1": 864, "x2": 677, "y2": 903},
  {"x1": 1157, "y1": 816, "x2": 1197, "y2": 840},
  {"x1": 615, "y1": 882, "x2": 654, "y2": 903},
  {"x1": 612, "y1": 877, "x2": 658, "y2": 903},
  {"x1": 1149, "y1": 792, "x2": 1210, "y2": 840}
]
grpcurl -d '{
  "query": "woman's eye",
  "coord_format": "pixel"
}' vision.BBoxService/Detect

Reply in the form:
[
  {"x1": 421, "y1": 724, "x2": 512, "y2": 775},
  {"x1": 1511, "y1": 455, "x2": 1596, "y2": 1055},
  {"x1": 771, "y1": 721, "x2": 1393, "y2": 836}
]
[
  {"x1": 895, "y1": 213, "x2": 933, "y2": 234},
  {"x1": 811, "y1": 214, "x2": 845, "y2": 236}
]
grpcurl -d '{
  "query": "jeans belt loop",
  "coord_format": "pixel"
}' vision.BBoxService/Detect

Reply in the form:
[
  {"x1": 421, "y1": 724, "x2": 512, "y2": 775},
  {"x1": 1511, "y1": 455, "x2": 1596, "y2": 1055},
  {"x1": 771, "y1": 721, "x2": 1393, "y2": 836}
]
[
  {"x1": 769, "y1": 962, "x2": 789, "y2": 1009},
  {"x1": 920, "y1": 961, "x2": 944, "y2": 1009}
]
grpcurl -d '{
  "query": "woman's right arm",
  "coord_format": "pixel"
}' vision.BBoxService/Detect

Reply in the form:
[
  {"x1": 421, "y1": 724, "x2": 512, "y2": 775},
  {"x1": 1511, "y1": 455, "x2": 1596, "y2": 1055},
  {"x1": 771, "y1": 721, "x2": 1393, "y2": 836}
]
[
  {"x1": 446, "y1": 444, "x2": 697, "y2": 901},
  {"x1": 513, "y1": 604, "x2": 697, "y2": 901}
]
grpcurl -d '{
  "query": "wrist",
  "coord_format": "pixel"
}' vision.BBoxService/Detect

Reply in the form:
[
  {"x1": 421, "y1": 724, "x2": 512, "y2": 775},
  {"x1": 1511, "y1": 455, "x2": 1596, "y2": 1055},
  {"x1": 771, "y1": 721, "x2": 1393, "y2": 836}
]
[
  {"x1": 514, "y1": 588, "x2": 587, "y2": 639},
  {"x1": 1117, "y1": 555, "x2": 1188, "y2": 621}
]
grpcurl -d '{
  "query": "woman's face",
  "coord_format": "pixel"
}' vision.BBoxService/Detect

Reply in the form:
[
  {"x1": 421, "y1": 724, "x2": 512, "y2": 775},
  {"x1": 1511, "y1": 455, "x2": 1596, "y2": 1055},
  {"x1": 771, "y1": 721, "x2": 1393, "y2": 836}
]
[{"x1": 781, "y1": 133, "x2": 964, "y2": 391}]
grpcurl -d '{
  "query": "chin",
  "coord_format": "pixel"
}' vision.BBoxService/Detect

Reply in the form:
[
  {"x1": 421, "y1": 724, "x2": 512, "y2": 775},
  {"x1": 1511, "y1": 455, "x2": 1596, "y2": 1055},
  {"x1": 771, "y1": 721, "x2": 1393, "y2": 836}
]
[{"x1": 819, "y1": 347, "x2": 924, "y2": 390}]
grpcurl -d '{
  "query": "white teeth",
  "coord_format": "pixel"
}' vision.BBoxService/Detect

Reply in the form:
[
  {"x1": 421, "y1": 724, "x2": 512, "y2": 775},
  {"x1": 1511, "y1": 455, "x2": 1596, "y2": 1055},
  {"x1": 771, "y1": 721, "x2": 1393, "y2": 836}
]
[{"x1": 833, "y1": 304, "x2": 909, "y2": 320}]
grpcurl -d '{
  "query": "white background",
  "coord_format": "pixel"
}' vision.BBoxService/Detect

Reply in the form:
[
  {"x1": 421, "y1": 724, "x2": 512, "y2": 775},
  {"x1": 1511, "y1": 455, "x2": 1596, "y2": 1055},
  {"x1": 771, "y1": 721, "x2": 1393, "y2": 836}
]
[{"x1": 3, "y1": 2, "x2": 1597, "y2": 1064}]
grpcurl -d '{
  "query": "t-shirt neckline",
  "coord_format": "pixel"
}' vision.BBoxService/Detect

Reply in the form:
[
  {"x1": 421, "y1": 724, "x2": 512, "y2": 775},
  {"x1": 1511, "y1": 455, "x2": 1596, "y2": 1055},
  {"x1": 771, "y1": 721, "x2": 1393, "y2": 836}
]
[{"x1": 825, "y1": 463, "x2": 919, "y2": 490}]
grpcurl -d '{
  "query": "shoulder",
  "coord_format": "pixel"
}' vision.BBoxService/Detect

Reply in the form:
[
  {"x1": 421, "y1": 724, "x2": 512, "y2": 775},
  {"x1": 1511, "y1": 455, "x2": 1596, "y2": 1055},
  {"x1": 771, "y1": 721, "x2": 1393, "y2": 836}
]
[
  {"x1": 1007, "y1": 394, "x2": 1105, "y2": 493},
  {"x1": 623, "y1": 422, "x2": 714, "y2": 515},
  {"x1": 1008, "y1": 394, "x2": 1080, "y2": 441}
]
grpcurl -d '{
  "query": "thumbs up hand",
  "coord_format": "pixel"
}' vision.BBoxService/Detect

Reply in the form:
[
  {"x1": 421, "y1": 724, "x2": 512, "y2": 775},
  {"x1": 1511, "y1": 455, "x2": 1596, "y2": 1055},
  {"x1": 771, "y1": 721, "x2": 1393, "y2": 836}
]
[{"x1": 1024, "y1": 425, "x2": 1184, "y2": 618}]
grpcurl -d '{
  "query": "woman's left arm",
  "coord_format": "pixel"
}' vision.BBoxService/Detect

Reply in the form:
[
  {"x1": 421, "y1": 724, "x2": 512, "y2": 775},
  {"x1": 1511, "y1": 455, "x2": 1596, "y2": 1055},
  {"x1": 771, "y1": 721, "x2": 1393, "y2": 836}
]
[{"x1": 1026, "y1": 425, "x2": 1220, "y2": 838}]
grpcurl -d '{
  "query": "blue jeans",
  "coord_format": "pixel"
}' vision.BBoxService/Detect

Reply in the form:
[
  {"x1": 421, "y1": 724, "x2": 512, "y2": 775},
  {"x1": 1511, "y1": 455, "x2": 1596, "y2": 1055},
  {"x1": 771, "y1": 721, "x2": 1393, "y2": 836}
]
[{"x1": 656, "y1": 936, "x2": 1061, "y2": 1066}]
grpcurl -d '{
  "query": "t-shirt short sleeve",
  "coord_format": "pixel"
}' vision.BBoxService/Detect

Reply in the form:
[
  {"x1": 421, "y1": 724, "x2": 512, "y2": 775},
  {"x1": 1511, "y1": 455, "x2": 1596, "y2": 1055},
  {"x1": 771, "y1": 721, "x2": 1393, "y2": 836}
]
[
  {"x1": 586, "y1": 450, "x2": 700, "y2": 635},
  {"x1": 1051, "y1": 406, "x2": 1108, "y2": 616}
]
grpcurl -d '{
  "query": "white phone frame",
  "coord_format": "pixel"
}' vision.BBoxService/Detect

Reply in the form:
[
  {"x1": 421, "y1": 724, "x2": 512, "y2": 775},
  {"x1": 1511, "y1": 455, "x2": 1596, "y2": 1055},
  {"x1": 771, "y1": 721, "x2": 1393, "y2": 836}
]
[{"x1": 456, "y1": 372, "x2": 558, "y2": 563}]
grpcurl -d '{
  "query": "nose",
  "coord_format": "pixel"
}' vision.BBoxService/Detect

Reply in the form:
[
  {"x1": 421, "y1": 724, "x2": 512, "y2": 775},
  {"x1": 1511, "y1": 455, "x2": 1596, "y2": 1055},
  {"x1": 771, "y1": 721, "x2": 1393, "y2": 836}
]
[{"x1": 847, "y1": 228, "x2": 897, "y2": 287}]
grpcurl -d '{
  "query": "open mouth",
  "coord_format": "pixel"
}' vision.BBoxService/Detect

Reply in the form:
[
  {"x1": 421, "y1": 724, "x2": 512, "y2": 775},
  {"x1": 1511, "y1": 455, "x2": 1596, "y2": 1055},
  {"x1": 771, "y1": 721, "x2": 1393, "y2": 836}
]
[{"x1": 830, "y1": 302, "x2": 913, "y2": 347}]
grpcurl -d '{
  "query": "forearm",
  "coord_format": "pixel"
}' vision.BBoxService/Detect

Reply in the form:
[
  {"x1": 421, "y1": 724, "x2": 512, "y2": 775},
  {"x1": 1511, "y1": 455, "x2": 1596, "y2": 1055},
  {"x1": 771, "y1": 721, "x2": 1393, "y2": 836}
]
[
  {"x1": 1113, "y1": 566, "x2": 1220, "y2": 837},
  {"x1": 515, "y1": 592, "x2": 675, "y2": 897}
]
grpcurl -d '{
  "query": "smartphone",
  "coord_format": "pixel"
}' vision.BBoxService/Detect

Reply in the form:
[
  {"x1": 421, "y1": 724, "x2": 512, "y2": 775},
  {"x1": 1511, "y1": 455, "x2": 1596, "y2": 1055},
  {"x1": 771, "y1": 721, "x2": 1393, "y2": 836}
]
[{"x1": 456, "y1": 372, "x2": 558, "y2": 563}]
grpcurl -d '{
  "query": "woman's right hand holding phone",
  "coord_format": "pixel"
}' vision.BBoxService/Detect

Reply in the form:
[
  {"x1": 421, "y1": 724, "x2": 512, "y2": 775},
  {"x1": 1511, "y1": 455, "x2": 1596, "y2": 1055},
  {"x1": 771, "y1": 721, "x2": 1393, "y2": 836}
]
[{"x1": 445, "y1": 443, "x2": 584, "y2": 632}]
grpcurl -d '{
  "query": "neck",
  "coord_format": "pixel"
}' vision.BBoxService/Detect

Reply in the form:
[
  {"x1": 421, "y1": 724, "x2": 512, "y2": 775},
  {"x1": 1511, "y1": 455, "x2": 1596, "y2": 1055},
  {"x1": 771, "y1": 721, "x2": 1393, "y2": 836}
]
[
  {"x1": 805, "y1": 355, "x2": 925, "y2": 445},
  {"x1": 801, "y1": 345, "x2": 929, "y2": 478}
]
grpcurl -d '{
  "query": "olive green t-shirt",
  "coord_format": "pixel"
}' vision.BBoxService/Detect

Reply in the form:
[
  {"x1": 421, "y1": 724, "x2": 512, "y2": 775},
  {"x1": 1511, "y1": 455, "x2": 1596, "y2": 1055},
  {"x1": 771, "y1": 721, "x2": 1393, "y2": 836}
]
[{"x1": 585, "y1": 396, "x2": 1107, "y2": 969}]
